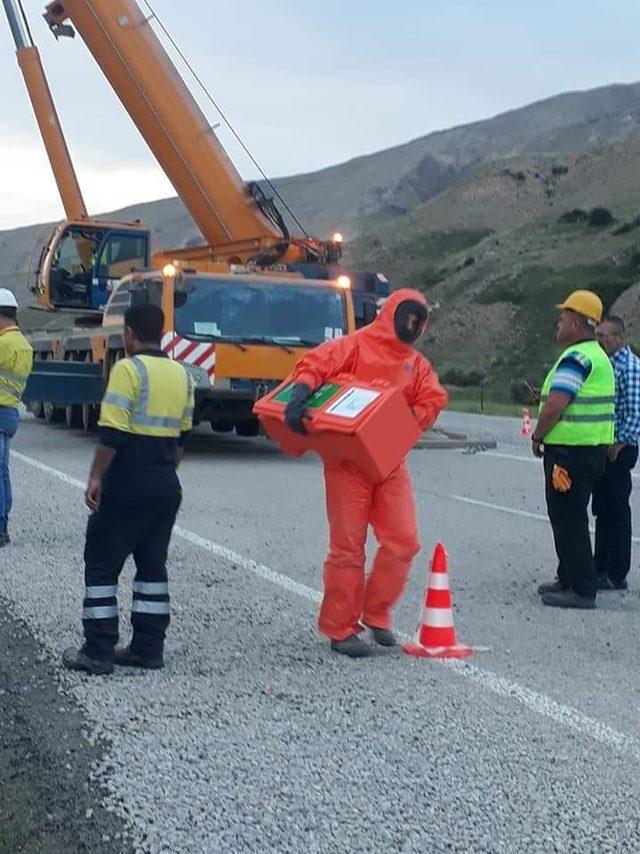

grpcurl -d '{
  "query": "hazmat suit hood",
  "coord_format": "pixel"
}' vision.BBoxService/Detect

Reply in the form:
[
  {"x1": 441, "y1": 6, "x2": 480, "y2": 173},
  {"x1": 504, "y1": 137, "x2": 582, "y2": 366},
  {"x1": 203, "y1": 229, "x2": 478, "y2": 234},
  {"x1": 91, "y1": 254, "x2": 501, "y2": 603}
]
[{"x1": 360, "y1": 288, "x2": 428, "y2": 357}]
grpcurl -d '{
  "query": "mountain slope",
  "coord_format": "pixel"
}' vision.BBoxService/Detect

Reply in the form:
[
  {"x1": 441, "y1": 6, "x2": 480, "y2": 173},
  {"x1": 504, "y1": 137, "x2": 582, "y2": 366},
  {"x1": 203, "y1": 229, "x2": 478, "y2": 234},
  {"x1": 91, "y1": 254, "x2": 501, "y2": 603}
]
[
  {"x1": 4, "y1": 79, "x2": 640, "y2": 303},
  {"x1": 347, "y1": 136, "x2": 640, "y2": 396}
]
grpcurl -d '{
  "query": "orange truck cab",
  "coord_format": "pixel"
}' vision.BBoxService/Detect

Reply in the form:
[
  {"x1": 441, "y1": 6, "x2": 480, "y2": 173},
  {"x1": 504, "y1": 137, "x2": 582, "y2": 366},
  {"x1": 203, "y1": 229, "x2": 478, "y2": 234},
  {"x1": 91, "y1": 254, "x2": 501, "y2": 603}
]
[{"x1": 23, "y1": 265, "x2": 361, "y2": 438}]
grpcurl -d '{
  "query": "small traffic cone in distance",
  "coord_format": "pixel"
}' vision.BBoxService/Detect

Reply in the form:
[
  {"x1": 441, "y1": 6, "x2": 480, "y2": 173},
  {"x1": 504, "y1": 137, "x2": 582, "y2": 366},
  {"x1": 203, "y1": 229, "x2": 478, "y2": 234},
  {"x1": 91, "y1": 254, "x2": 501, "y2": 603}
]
[
  {"x1": 520, "y1": 408, "x2": 532, "y2": 437},
  {"x1": 404, "y1": 542, "x2": 473, "y2": 659}
]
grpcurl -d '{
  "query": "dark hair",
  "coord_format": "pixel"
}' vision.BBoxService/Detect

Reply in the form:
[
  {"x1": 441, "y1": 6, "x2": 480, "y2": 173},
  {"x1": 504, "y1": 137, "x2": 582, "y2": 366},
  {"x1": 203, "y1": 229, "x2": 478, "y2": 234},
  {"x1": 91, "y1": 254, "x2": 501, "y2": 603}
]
[
  {"x1": 124, "y1": 303, "x2": 164, "y2": 344},
  {"x1": 603, "y1": 314, "x2": 625, "y2": 334},
  {"x1": 570, "y1": 311, "x2": 596, "y2": 333},
  {"x1": 0, "y1": 307, "x2": 17, "y2": 321}
]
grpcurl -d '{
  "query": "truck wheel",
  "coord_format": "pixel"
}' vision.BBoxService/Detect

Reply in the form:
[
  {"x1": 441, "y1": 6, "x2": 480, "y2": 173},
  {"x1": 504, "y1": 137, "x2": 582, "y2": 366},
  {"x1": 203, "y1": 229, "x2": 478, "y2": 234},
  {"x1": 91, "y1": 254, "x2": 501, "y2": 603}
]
[
  {"x1": 65, "y1": 404, "x2": 82, "y2": 429},
  {"x1": 27, "y1": 401, "x2": 45, "y2": 420},
  {"x1": 210, "y1": 419, "x2": 234, "y2": 433},
  {"x1": 81, "y1": 404, "x2": 97, "y2": 434},
  {"x1": 235, "y1": 419, "x2": 260, "y2": 437},
  {"x1": 43, "y1": 402, "x2": 63, "y2": 424}
]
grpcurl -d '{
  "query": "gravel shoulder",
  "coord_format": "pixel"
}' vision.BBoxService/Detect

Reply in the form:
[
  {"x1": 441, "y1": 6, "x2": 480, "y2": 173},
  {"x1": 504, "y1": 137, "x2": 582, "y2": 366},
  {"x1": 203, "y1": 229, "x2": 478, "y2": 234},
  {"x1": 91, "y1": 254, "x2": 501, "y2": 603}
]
[
  {"x1": 5, "y1": 418, "x2": 640, "y2": 852},
  {"x1": 0, "y1": 599, "x2": 127, "y2": 854}
]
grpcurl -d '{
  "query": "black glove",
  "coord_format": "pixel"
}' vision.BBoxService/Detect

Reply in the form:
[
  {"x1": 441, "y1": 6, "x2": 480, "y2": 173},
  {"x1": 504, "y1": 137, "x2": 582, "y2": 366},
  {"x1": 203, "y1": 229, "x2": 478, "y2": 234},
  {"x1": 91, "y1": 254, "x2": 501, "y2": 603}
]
[{"x1": 284, "y1": 383, "x2": 312, "y2": 435}]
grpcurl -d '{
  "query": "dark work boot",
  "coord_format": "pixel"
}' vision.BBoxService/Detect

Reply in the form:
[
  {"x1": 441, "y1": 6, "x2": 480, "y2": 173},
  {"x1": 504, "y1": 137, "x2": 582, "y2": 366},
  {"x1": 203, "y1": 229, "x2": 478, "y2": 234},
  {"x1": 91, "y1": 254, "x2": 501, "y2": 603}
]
[
  {"x1": 597, "y1": 575, "x2": 628, "y2": 591},
  {"x1": 330, "y1": 635, "x2": 372, "y2": 658},
  {"x1": 541, "y1": 591, "x2": 596, "y2": 610},
  {"x1": 537, "y1": 580, "x2": 566, "y2": 595},
  {"x1": 62, "y1": 647, "x2": 114, "y2": 676},
  {"x1": 365, "y1": 625, "x2": 397, "y2": 647},
  {"x1": 113, "y1": 646, "x2": 164, "y2": 670}
]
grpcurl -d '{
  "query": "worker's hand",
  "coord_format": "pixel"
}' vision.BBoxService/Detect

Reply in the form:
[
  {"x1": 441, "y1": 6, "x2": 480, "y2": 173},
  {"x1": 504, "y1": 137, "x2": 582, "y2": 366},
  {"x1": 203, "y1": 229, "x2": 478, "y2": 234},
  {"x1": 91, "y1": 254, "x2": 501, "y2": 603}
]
[
  {"x1": 284, "y1": 383, "x2": 312, "y2": 435},
  {"x1": 531, "y1": 438, "x2": 544, "y2": 458},
  {"x1": 85, "y1": 476, "x2": 102, "y2": 513},
  {"x1": 607, "y1": 442, "x2": 625, "y2": 463},
  {"x1": 552, "y1": 464, "x2": 572, "y2": 493}
]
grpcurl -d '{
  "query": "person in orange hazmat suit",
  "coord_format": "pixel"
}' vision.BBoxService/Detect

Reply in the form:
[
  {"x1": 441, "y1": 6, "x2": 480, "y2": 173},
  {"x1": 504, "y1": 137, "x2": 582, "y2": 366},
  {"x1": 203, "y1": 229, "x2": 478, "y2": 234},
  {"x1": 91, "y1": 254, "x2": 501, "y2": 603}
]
[{"x1": 284, "y1": 288, "x2": 448, "y2": 658}]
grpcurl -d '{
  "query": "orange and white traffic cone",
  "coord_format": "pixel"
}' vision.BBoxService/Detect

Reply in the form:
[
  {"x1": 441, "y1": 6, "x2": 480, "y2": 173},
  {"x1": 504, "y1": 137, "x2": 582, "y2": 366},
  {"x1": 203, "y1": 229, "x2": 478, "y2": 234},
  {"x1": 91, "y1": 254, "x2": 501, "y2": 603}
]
[
  {"x1": 403, "y1": 543, "x2": 474, "y2": 659},
  {"x1": 520, "y1": 408, "x2": 532, "y2": 437}
]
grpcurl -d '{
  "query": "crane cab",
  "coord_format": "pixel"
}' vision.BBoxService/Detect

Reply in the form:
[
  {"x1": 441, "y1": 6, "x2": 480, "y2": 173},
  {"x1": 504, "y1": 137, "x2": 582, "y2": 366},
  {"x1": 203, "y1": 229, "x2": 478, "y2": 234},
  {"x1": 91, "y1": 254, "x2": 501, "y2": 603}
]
[{"x1": 34, "y1": 218, "x2": 151, "y2": 311}]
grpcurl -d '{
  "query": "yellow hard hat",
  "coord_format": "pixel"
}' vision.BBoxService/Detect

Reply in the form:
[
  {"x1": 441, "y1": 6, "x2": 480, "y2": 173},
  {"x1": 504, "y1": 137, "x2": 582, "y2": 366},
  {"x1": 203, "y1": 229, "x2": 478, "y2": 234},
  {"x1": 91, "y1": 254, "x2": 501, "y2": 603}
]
[{"x1": 556, "y1": 290, "x2": 603, "y2": 324}]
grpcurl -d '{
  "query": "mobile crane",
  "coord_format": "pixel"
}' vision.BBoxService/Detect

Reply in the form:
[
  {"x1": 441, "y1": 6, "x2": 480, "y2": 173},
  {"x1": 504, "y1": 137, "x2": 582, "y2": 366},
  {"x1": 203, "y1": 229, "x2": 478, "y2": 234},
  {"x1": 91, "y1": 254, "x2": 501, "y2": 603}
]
[{"x1": 5, "y1": 0, "x2": 388, "y2": 435}]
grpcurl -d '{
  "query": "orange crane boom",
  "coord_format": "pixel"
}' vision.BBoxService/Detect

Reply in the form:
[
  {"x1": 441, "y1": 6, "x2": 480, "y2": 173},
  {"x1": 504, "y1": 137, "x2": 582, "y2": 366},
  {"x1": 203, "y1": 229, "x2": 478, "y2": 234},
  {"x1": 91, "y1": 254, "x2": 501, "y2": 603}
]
[
  {"x1": 44, "y1": 0, "x2": 283, "y2": 251},
  {"x1": 3, "y1": 0, "x2": 87, "y2": 220}
]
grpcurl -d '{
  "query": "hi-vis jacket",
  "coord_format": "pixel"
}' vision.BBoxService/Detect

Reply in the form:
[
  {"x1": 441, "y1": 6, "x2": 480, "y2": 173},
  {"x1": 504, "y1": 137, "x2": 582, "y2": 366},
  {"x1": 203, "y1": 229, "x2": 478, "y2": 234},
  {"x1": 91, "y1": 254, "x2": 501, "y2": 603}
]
[
  {"x1": 0, "y1": 326, "x2": 33, "y2": 410},
  {"x1": 539, "y1": 340, "x2": 615, "y2": 446},
  {"x1": 99, "y1": 353, "x2": 194, "y2": 437},
  {"x1": 98, "y1": 351, "x2": 194, "y2": 499}
]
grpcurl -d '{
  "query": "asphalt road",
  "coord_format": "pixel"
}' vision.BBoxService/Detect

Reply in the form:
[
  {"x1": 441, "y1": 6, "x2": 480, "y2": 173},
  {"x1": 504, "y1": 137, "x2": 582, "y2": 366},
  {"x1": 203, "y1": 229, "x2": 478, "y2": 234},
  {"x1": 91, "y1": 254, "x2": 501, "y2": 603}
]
[{"x1": 2, "y1": 411, "x2": 640, "y2": 852}]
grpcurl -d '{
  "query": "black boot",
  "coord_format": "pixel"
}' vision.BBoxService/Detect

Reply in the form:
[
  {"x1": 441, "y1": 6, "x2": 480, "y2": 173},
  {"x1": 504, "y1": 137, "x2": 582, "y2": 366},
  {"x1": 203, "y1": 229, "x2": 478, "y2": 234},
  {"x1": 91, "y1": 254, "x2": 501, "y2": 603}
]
[
  {"x1": 365, "y1": 625, "x2": 397, "y2": 647},
  {"x1": 113, "y1": 646, "x2": 164, "y2": 670},
  {"x1": 330, "y1": 635, "x2": 372, "y2": 658},
  {"x1": 62, "y1": 647, "x2": 114, "y2": 675},
  {"x1": 597, "y1": 575, "x2": 628, "y2": 591},
  {"x1": 537, "y1": 580, "x2": 566, "y2": 595},
  {"x1": 541, "y1": 591, "x2": 596, "y2": 610}
]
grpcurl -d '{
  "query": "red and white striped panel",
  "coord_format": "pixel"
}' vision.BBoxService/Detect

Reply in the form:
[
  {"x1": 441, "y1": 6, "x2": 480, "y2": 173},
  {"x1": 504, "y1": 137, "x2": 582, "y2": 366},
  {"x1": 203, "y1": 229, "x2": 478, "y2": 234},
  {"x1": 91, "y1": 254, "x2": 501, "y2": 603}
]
[{"x1": 161, "y1": 331, "x2": 216, "y2": 381}]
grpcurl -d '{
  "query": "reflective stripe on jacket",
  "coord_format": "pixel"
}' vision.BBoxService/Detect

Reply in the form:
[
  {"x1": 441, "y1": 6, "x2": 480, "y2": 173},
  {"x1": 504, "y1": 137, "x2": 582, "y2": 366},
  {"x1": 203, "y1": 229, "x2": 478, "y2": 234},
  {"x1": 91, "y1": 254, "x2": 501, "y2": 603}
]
[
  {"x1": 539, "y1": 340, "x2": 615, "y2": 446},
  {"x1": 0, "y1": 327, "x2": 33, "y2": 410},
  {"x1": 99, "y1": 354, "x2": 194, "y2": 437}
]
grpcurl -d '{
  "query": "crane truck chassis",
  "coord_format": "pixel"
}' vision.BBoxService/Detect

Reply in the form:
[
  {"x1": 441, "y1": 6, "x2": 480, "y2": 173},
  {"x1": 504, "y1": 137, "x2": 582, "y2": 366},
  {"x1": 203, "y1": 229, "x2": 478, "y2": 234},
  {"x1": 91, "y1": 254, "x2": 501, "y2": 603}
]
[{"x1": 22, "y1": 265, "x2": 368, "y2": 436}]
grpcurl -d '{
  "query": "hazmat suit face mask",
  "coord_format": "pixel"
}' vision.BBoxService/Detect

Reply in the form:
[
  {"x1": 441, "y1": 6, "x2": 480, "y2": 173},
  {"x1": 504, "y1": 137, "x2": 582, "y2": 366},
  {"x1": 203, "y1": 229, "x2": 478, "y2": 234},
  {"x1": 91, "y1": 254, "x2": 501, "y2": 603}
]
[{"x1": 394, "y1": 300, "x2": 428, "y2": 344}]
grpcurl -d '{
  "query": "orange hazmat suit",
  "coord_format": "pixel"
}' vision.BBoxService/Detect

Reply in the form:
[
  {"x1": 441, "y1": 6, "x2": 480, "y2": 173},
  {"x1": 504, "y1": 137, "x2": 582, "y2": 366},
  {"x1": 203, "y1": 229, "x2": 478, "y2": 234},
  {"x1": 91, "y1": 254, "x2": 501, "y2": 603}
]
[{"x1": 290, "y1": 288, "x2": 448, "y2": 640}]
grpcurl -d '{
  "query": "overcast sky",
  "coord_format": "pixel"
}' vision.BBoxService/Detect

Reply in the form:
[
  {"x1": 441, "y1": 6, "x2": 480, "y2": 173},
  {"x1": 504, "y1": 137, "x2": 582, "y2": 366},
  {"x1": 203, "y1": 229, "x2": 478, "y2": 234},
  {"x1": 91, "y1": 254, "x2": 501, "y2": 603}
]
[{"x1": 1, "y1": 0, "x2": 639, "y2": 230}]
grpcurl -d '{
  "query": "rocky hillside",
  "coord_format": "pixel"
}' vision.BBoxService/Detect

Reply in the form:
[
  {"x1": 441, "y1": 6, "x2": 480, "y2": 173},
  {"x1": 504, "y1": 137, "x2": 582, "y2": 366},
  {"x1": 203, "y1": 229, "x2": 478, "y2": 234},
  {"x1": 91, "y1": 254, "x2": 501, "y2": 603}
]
[
  {"x1": 347, "y1": 136, "x2": 640, "y2": 398},
  {"x1": 4, "y1": 79, "x2": 640, "y2": 301}
]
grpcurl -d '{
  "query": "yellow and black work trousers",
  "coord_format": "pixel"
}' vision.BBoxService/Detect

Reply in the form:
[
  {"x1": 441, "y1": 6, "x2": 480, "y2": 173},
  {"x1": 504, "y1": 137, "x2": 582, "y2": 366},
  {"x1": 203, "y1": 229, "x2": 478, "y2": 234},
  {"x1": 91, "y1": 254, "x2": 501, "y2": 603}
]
[{"x1": 82, "y1": 490, "x2": 181, "y2": 660}]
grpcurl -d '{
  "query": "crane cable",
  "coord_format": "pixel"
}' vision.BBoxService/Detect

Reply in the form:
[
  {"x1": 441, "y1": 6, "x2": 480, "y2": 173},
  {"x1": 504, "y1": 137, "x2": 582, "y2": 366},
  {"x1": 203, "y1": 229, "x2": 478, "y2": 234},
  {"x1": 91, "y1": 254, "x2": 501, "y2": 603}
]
[{"x1": 141, "y1": 0, "x2": 310, "y2": 239}]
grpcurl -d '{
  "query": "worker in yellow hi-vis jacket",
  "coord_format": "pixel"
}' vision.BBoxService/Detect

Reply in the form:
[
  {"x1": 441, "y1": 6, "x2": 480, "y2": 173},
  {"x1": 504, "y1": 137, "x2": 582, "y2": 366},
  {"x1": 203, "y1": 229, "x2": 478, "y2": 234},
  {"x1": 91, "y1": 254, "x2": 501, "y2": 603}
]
[
  {"x1": 63, "y1": 304, "x2": 194, "y2": 676},
  {"x1": 0, "y1": 289, "x2": 33, "y2": 547}
]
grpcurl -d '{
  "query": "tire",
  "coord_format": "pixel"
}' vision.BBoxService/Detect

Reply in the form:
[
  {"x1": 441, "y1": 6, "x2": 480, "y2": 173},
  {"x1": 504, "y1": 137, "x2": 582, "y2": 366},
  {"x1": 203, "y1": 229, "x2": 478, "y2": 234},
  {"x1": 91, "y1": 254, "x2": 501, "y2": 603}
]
[
  {"x1": 81, "y1": 352, "x2": 98, "y2": 433},
  {"x1": 81, "y1": 403, "x2": 97, "y2": 434},
  {"x1": 65, "y1": 404, "x2": 82, "y2": 429},
  {"x1": 27, "y1": 400, "x2": 45, "y2": 420},
  {"x1": 210, "y1": 419, "x2": 234, "y2": 434},
  {"x1": 43, "y1": 401, "x2": 63, "y2": 424},
  {"x1": 235, "y1": 419, "x2": 260, "y2": 438}
]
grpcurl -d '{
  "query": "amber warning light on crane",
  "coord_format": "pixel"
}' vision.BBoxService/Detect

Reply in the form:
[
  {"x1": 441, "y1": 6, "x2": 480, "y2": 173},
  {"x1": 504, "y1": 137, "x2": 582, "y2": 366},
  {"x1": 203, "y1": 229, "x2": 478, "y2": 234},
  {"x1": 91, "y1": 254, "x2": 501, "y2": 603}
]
[
  {"x1": 162, "y1": 263, "x2": 177, "y2": 278},
  {"x1": 336, "y1": 275, "x2": 351, "y2": 289}
]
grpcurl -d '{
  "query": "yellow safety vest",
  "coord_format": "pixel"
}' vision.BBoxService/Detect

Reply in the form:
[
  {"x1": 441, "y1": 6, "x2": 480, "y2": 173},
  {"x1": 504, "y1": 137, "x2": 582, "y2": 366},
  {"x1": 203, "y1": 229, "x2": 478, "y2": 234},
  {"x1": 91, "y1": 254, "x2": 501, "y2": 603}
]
[
  {"x1": 0, "y1": 326, "x2": 33, "y2": 410},
  {"x1": 539, "y1": 340, "x2": 615, "y2": 446},
  {"x1": 99, "y1": 354, "x2": 194, "y2": 437}
]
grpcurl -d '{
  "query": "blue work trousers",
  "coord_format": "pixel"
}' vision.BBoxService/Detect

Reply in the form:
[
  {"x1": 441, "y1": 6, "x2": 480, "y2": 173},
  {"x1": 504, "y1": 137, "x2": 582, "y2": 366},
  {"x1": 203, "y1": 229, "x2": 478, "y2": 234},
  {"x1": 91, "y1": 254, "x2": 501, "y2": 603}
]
[{"x1": 0, "y1": 406, "x2": 19, "y2": 535}]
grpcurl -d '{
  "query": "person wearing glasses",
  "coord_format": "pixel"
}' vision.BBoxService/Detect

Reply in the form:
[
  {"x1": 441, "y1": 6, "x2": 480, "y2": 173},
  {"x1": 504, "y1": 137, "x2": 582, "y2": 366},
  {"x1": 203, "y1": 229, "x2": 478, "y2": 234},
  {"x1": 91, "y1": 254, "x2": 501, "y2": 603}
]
[{"x1": 593, "y1": 315, "x2": 640, "y2": 590}]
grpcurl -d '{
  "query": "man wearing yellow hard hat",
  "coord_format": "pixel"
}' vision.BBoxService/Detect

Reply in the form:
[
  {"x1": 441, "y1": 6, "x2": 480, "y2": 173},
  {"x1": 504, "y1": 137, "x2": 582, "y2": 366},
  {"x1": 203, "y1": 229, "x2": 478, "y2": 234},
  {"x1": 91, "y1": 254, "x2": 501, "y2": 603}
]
[{"x1": 532, "y1": 290, "x2": 615, "y2": 609}]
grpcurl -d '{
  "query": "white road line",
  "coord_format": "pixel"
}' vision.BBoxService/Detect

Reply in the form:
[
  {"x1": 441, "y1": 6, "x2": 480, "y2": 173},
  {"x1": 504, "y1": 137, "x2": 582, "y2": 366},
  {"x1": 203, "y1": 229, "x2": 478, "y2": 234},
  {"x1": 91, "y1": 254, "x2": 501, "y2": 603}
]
[
  {"x1": 450, "y1": 492, "x2": 640, "y2": 544},
  {"x1": 486, "y1": 450, "x2": 640, "y2": 481},
  {"x1": 11, "y1": 449, "x2": 640, "y2": 762},
  {"x1": 10, "y1": 452, "x2": 322, "y2": 606},
  {"x1": 453, "y1": 494, "x2": 547, "y2": 522},
  {"x1": 485, "y1": 451, "x2": 539, "y2": 465}
]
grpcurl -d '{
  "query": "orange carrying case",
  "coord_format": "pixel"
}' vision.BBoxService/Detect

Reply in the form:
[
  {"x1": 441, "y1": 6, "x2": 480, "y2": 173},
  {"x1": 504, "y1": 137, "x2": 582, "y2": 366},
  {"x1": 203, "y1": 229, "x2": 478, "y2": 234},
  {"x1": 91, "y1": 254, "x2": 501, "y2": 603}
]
[{"x1": 253, "y1": 374, "x2": 422, "y2": 481}]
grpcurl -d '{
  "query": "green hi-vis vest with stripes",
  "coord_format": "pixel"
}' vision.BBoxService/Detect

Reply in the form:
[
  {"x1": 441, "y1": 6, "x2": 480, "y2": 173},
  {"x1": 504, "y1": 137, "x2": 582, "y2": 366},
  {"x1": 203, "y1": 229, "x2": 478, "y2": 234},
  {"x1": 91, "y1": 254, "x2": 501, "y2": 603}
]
[
  {"x1": 539, "y1": 340, "x2": 615, "y2": 446},
  {"x1": 0, "y1": 327, "x2": 33, "y2": 410},
  {"x1": 99, "y1": 354, "x2": 194, "y2": 438}
]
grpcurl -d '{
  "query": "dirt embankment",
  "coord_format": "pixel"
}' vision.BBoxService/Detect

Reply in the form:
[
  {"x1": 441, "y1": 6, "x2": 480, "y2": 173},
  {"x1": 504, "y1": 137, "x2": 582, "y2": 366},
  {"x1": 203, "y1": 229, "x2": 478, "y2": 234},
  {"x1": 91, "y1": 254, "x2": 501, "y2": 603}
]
[{"x1": 0, "y1": 599, "x2": 127, "y2": 854}]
